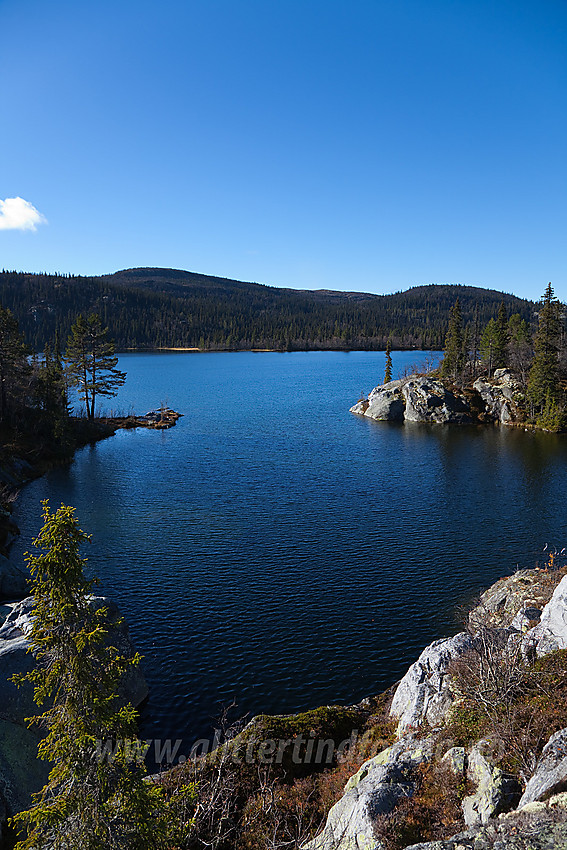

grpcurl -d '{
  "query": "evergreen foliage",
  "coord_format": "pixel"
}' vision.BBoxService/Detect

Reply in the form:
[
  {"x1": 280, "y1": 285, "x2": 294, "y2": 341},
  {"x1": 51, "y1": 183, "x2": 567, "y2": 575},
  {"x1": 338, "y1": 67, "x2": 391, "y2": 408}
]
[
  {"x1": 527, "y1": 282, "x2": 563, "y2": 419},
  {"x1": 507, "y1": 313, "x2": 532, "y2": 384},
  {"x1": 440, "y1": 299, "x2": 464, "y2": 382},
  {"x1": 0, "y1": 269, "x2": 535, "y2": 353},
  {"x1": 65, "y1": 315, "x2": 126, "y2": 419},
  {"x1": 0, "y1": 306, "x2": 31, "y2": 426},
  {"x1": 384, "y1": 338, "x2": 393, "y2": 383},
  {"x1": 10, "y1": 502, "x2": 184, "y2": 850},
  {"x1": 480, "y1": 318, "x2": 498, "y2": 376},
  {"x1": 493, "y1": 301, "x2": 510, "y2": 370}
]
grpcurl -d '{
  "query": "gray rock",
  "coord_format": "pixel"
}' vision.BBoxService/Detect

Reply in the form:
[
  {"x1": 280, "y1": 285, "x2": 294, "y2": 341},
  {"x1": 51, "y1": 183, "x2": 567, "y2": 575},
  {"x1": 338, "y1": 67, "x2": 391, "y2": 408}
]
[
  {"x1": 301, "y1": 734, "x2": 433, "y2": 850},
  {"x1": 389, "y1": 632, "x2": 473, "y2": 734},
  {"x1": 402, "y1": 378, "x2": 472, "y2": 424},
  {"x1": 0, "y1": 596, "x2": 34, "y2": 639},
  {"x1": 301, "y1": 764, "x2": 409, "y2": 849},
  {"x1": 441, "y1": 746, "x2": 467, "y2": 776},
  {"x1": 519, "y1": 728, "x2": 567, "y2": 807},
  {"x1": 473, "y1": 372, "x2": 523, "y2": 424},
  {"x1": 350, "y1": 380, "x2": 406, "y2": 422},
  {"x1": 510, "y1": 606, "x2": 542, "y2": 633},
  {"x1": 468, "y1": 569, "x2": 555, "y2": 632},
  {"x1": 524, "y1": 575, "x2": 567, "y2": 658},
  {"x1": 462, "y1": 741, "x2": 521, "y2": 826},
  {"x1": 403, "y1": 820, "x2": 567, "y2": 850}
]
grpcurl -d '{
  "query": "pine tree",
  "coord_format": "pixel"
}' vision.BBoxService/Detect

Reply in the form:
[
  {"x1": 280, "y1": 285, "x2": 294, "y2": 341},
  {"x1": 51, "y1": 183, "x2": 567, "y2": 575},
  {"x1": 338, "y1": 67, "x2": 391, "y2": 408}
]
[
  {"x1": 441, "y1": 299, "x2": 464, "y2": 382},
  {"x1": 384, "y1": 338, "x2": 393, "y2": 383},
  {"x1": 10, "y1": 502, "x2": 180, "y2": 850},
  {"x1": 527, "y1": 283, "x2": 563, "y2": 419},
  {"x1": 65, "y1": 315, "x2": 126, "y2": 419}
]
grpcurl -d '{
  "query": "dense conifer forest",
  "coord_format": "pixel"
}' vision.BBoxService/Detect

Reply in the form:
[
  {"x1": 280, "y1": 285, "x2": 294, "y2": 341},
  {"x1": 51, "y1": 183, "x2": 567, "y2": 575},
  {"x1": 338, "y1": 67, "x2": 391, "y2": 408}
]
[{"x1": 0, "y1": 268, "x2": 535, "y2": 352}]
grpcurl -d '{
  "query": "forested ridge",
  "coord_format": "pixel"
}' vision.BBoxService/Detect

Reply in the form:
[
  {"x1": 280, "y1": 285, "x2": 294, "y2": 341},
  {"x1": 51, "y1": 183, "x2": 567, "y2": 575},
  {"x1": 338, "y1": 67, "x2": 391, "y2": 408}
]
[{"x1": 0, "y1": 267, "x2": 535, "y2": 352}]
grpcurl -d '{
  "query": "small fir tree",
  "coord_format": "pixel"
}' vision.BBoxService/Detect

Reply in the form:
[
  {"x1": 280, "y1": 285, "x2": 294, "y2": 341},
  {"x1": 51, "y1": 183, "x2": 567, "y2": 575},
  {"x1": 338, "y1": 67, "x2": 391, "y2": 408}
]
[
  {"x1": 384, "y1": 338, "x2": 393, "y2": 383},
  {"x1": 11, "y1": 502, "x2": 179, "y2": 850}
]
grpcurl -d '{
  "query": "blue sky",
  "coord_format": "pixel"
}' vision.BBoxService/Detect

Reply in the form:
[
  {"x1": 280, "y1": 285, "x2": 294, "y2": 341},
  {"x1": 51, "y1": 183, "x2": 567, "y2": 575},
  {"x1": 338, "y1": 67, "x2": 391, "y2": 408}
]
[{"x1": 1, "y1": 0, "x2": 565, "y2": 300}]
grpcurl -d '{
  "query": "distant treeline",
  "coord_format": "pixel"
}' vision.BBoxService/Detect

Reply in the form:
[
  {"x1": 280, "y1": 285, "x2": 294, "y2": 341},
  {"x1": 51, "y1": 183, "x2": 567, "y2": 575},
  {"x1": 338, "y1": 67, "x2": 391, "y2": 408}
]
[{"x1": 0, "y1": 267, "x2": 536, "y2": 352}]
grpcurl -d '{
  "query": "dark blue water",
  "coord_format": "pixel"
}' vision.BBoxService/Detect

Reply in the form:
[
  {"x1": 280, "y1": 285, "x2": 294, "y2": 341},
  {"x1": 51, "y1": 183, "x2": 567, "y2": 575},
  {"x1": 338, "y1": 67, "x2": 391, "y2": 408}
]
[{"x1": 9, "y1": 351, "x2": 567, "y2": 754}]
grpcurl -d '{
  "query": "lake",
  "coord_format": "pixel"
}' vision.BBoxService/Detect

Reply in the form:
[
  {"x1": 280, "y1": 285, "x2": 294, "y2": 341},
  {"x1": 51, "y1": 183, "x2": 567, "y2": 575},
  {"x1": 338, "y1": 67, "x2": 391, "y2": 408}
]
[{"x1": 9, "y1": 351, "x2": 567, "y2": 758}]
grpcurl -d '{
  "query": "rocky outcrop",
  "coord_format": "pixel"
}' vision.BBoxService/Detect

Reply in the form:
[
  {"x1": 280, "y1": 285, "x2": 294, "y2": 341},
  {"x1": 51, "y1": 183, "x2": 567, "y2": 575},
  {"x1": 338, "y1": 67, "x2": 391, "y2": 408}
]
[
  {"x1": 299, "y1": 565, "x2": 567, "y2": 850},
  {"x1": 389, "y1": 633, "x2": 473, "y2": 734},
  {"x1": 472, "y1": 369, "x2": 524, "y2": 424},
  {"x1": 523, "y1": 574, "x2": 567, "y2": 658},
  {"x1": 462, "y1": 741, "x2": 521, "y2": 826},
  {"x1": 351, "y1": 369, "x2": 526, "y2": 427},
  {"x1": 403, "y1": 802, "x2": 567, "y2": 849},
  {"x1": 466, "y1": 568, "x2": 562, "y2": 632},
  {"x1": 301, "y1": 735, "x2": 435, "y2": 850},
  {"x1": 0, "y1": 596, "x2": 148, "y2": 823},
  {"x1": 402, "y1": 378, "x2": 472, "y2": 424},
  {"x1": 350, "y1": 380, "x2": 406, "y2": 422},
  {"x1": 518, "y1": 728, "x2": 567, "y2": 807}
]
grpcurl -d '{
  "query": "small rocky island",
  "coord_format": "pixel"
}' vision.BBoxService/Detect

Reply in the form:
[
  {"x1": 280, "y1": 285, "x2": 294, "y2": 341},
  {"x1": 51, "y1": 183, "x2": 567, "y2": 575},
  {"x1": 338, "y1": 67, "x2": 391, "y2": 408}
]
[
  {"x1": 351, "y1": 369, "x2": 524, "y2": 426},
  {"x1": 105, "y1": 407, "x2": 183, "y2": 430}
]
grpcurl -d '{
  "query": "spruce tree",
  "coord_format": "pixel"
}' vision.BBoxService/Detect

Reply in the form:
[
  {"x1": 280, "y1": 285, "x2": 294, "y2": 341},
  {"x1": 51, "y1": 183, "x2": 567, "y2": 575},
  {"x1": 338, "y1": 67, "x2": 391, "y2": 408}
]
[
  {"x1": 471, "y1": 304, "x2": 481, "y2": 378},
  {"x1": 11, "y1": 502, "x2": 178, "y2": 850},
  {"x1": 384, "y1": 338, "x2": 393, "y2": 383},
  {"x1": 507, "y1": 313, "x2": 532, "y2": 385},
  {"x1": 65, "y1": 315, "x2": 126, "y2": 419},
  {"x1": 480, "y1": 318, "x2": 498, "y2": 376},
  {"x1": 493, "y1": 301, "x2": 510, "y2": 370},
  {"x1": 441, "y1": 299, "x2": 464, "y2": 382},
  {"x1": 0, "y1": 306, "x2": 30, "y2": 426},
  {"x1": 527, "y1": 282, "x2": 563, "y2": 419}
]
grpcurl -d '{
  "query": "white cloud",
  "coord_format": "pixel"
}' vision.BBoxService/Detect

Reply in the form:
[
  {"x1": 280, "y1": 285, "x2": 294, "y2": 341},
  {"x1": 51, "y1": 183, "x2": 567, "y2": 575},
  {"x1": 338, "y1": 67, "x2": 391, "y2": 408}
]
[{"x1": 0, "y1": 197, "x2": 47, "y2": 231}]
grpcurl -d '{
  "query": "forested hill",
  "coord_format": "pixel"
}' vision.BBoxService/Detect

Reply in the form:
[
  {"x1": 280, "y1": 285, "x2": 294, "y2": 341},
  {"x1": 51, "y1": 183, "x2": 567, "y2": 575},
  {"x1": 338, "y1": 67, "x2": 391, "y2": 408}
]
[{"x1": 0, "y1": 267, "x2": 536, "y2": 352}]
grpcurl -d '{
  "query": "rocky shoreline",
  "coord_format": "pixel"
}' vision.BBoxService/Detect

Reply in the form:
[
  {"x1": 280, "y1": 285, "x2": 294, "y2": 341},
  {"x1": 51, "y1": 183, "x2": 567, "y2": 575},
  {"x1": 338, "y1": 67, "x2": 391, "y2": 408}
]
[
  {"x1": 302, "y1": 566, "x2": 567, "y2": 849},
  {"x1": 350, "y1": 369, "x2": 525, "y2": 426}
]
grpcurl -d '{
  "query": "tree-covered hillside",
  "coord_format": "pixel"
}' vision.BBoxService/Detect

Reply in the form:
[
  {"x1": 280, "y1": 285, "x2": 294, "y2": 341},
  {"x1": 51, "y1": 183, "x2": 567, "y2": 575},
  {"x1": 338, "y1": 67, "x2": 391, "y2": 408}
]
[{"x1": 0, "y1": 268, "x2": 536, "y2": 352}]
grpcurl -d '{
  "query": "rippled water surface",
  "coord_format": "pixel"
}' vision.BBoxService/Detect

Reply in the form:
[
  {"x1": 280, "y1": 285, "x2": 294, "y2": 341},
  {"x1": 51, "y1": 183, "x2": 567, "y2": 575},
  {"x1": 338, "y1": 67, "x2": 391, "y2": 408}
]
[{"x1": 10, "y1": 351, "x2": 567, "y2": 752}]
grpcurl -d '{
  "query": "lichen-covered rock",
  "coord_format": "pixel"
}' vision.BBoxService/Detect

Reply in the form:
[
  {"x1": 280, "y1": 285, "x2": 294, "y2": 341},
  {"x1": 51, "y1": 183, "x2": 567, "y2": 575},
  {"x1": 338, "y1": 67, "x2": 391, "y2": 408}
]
[
  {"x1": 468, "y1": 568, "x2": 558, "y2": 632},
  {"x1": 462, "y1": 741, "x2": 521, "y2": 826},
  {"x1": 404, "y1": 794, "x2": 567, "y2": 849},
  {"x1": 473, "y1": 370, "x2": 524, "y2": 424},
  {"x1": 519, "y1": 728, "x2": 567, "y2": 807},
  {"x1": 389, "y1": 632, "x2": 473, "y2": 735},
  {"x1": 524, "y1": 575, "x2": 567, "y2": 658},
  {"x1": 350, "y1": 379, "x2": 406, "y2": 421},
  {"x1": 402, "y1": 378, "x2": 472, "y2": 424},
  {"x1": 441, "y1": 746, "x2": 467, "y2": 776},
  {"x1": 301, "y1": 734, "x2": 434, "y2": 850},
  {"x1": 301, "y1": 762, "x2": 411, "y2": 849}
]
